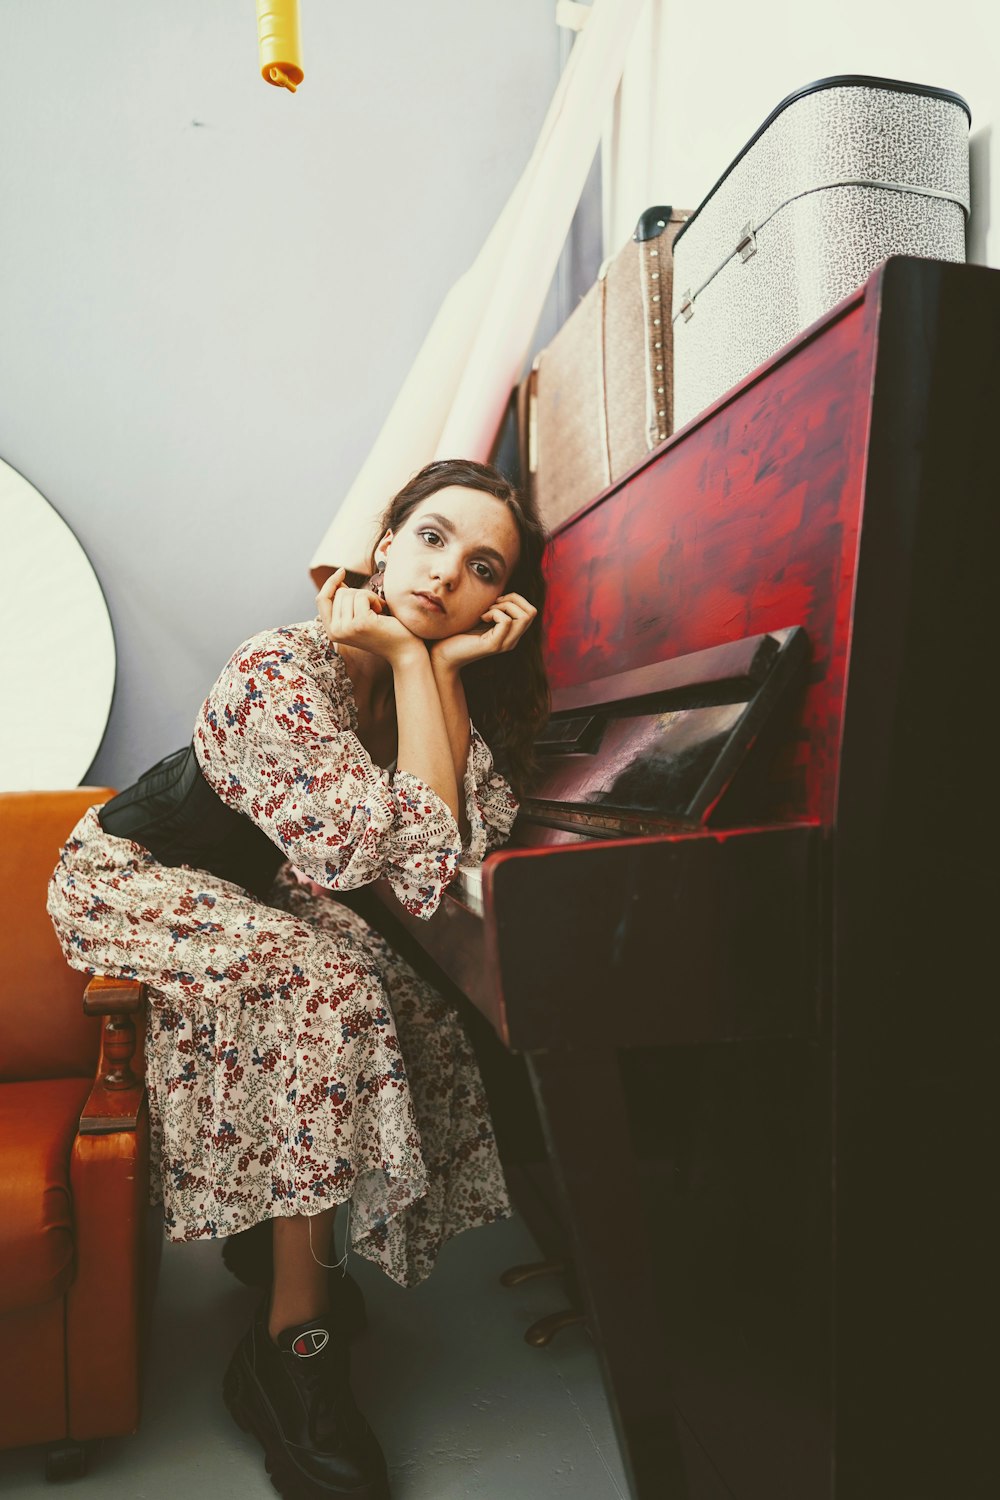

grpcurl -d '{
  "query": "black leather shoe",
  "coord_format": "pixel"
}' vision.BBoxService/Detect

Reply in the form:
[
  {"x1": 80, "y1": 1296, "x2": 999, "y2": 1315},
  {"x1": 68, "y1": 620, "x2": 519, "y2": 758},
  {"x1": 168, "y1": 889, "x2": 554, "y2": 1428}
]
[
  {"x1": 223, "y1": 1307, "x2": 389, "y2": 1500},
  {"x1": 222, "y1": 1223, "x2": 368, "y2": 1339}
]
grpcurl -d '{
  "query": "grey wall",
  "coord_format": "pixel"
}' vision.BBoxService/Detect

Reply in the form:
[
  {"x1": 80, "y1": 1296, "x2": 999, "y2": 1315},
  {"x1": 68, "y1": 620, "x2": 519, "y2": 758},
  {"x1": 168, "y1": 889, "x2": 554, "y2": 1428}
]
[{"x1": 0, "y1": 1, "x2": 564, "y2": 788}]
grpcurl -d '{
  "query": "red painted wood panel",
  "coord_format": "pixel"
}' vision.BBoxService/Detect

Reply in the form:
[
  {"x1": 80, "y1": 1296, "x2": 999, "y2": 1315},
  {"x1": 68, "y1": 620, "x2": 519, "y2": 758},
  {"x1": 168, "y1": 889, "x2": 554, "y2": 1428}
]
[{"x1": 541, "y1": 277, "x2": 885, "y2": 825}]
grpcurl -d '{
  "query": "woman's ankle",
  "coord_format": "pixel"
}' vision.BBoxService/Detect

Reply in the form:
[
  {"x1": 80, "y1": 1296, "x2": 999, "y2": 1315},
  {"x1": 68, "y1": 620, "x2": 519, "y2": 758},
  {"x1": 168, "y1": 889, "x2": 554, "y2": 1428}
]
[
  {"x1": 268, "y1": 1209, "x2": 338, "y2": 1340},
  {"x1": 267, "y1": 1293, "x2": 332, "y2": 1343}
]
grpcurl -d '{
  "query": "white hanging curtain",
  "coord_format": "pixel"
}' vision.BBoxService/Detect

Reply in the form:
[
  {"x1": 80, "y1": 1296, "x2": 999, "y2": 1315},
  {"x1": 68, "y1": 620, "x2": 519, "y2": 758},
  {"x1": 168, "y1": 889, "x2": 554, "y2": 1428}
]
[
  {"x1": 601, "y1": 0, "x2": 668, "y2": 255},
  {"x1": 309, "y1": 0, "x2": 647, "y2": 583}
]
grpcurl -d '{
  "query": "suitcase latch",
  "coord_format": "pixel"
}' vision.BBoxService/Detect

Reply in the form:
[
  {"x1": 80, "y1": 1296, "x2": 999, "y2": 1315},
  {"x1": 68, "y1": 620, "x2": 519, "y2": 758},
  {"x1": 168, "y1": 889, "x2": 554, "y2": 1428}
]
[
  {"x1": 737, "y1": 222, "x2": 758, "y2": 263},
  {"x1": 679, "y1": 288, "x2": 694, "y2": 323}
]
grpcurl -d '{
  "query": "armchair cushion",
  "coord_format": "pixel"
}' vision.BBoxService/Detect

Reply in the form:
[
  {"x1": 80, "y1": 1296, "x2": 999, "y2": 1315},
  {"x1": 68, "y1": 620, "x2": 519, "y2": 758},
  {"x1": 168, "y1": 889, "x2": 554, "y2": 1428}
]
[
  {"x1": 0, "y1": 1077, "x2": 91, "y2": 1314},
  {"x1": 0, "y1": 788, "x2": 114, "y2": 1082}
]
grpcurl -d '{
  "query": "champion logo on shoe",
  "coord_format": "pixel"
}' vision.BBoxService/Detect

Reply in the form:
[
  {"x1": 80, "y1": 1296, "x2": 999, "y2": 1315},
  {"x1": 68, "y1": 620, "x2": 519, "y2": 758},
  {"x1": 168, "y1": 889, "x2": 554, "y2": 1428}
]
[{"x1": 291, "y1": 1328, "x2": 330, "y2": 1357}]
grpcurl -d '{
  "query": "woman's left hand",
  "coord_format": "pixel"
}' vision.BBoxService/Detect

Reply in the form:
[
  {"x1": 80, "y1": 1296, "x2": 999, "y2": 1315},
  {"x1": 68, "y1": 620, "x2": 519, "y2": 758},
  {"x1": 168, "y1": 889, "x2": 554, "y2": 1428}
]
[{"x1": 429, "y1": 593, "x2": 538, "y2": 671}]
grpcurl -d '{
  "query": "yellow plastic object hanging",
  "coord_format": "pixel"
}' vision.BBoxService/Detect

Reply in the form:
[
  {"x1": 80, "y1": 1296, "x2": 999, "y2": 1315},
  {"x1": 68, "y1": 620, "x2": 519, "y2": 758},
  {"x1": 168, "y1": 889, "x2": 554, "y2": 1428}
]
[{"x1": 257, "y1": 0, "x2": 303, "y2": 92}]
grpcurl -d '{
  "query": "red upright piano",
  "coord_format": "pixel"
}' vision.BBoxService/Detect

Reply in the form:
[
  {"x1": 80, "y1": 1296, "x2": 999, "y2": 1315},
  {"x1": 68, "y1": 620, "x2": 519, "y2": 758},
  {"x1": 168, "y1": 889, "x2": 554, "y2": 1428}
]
[{"x1": 377, "y1": 257, "x2": 997, "y2": 1500}]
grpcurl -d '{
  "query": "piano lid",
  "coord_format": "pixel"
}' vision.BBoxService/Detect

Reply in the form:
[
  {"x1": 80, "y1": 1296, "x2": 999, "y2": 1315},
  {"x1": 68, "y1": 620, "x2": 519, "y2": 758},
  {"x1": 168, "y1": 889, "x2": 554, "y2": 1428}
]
[
  {"x1": 444, "y1": 627, "x2": 808, "y2": 912},
  {"x1": 522, "y1": 626, "x2": 809, "y2": 839}
]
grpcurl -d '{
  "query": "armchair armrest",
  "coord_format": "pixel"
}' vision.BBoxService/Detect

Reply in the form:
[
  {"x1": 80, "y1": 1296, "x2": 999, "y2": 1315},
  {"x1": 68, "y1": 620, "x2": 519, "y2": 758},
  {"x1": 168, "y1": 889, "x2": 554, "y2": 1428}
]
[{"x1": 79, "y1": 976, "x2": 147, "y2": 1137}]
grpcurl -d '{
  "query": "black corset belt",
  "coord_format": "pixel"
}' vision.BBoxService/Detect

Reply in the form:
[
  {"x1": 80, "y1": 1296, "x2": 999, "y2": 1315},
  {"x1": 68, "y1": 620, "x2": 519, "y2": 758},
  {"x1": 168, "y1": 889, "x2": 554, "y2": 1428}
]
[{"x1": 97, "y1": 743, "x2": 287, "y2": 900}]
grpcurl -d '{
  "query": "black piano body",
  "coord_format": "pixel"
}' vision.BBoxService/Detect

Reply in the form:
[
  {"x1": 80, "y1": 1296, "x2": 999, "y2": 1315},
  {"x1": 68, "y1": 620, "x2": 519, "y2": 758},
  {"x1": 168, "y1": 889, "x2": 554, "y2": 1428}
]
[{"x1": 373, "y1": 258, "x2": 998, "y2": 1500}]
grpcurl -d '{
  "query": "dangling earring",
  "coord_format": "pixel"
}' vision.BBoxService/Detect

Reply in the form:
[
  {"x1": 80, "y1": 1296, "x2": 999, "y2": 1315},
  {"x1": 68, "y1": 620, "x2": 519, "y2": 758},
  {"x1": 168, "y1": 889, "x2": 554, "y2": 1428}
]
[{"x1": 368, "y1": 559, "x2": 386, "y2": 599}]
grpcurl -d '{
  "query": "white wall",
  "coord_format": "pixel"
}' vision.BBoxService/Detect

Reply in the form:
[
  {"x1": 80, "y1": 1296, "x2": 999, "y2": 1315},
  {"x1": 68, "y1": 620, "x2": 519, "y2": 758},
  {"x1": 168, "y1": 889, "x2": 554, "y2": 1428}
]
[
  {"x1": 16, "y1": 2, "x2": 985, "y2": 795},
  {"x1": 0, "y1": 1, "x2": 561, "y2": 787},
  {"x1": 604, "y1": 0, "x2": 998, "y2": 265}
]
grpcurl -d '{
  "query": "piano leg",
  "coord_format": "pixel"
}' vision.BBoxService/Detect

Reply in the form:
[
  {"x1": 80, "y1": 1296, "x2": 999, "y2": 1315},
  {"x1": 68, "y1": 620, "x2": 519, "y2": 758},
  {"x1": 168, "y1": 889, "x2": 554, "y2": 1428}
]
[{"x1": 525, "y1": 1046, "x2": 721, "y2": 1500}]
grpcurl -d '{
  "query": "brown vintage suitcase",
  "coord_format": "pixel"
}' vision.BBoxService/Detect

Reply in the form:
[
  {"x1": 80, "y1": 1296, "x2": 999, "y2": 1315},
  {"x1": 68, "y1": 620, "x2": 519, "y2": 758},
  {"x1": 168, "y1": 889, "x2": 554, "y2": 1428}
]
[{"x1": 520, "y1": 205, "x2": 688, "y2": 531}]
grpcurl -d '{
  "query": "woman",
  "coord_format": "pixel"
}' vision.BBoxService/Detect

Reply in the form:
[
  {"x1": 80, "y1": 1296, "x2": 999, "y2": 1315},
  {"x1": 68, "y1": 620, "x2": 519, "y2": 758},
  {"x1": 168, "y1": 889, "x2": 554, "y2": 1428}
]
[{"x1": 47, "y1": 459, "x2": 549, "y2": 1500}]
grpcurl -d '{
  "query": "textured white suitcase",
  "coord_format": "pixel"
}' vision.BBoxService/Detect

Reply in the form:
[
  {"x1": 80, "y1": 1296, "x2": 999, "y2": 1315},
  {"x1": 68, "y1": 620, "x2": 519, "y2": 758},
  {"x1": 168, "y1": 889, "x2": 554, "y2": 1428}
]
[{"x1": 671, "y1": 75, "x2": 971, "y2": 429}]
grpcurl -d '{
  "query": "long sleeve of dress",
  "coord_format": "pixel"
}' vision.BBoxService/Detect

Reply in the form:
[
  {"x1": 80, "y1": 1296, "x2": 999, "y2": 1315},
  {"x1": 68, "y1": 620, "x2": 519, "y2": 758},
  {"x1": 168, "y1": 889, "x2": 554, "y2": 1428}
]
[
  {"x1": 459, "y1": 726, "x2": 519, "y2": 870},
  {"x1": 193, "y1": 622, "x2": 464, "y2": 919}
]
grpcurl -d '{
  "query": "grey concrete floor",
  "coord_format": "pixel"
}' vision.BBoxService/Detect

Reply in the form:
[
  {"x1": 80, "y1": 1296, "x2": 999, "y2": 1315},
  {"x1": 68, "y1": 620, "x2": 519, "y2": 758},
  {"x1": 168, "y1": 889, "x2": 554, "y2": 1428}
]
[{"x1": 0, "y1": 1213, "x2": 628, "y2": 1499}]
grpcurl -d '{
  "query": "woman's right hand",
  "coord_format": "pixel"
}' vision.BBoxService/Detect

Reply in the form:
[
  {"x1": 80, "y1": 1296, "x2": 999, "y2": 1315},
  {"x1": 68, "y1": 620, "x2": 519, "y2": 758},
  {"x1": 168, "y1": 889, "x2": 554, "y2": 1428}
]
[{"x1": 317, "y1": 569, "x2": 423, "y2": 665}]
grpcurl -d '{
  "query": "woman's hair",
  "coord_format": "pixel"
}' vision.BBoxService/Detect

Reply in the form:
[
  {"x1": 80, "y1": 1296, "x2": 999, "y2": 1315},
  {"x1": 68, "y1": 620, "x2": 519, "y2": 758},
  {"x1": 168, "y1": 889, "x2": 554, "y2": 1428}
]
[{"x1": 369, "y1": 458, "x2": 550, "y2": 799}]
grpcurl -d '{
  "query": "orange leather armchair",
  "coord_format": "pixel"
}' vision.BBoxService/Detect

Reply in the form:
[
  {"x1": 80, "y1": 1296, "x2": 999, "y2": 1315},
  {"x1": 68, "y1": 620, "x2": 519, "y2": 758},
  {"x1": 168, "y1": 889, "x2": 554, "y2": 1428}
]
[{"x1": 0, "y1": 790, "x2": 154, "y2": 1480}]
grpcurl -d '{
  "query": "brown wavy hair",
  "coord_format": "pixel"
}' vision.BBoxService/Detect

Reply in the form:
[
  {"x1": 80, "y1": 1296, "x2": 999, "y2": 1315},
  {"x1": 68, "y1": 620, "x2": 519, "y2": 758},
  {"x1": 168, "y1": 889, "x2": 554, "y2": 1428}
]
[{"x1": 368, "y1": 459, "x2": 550, "y2": 799}]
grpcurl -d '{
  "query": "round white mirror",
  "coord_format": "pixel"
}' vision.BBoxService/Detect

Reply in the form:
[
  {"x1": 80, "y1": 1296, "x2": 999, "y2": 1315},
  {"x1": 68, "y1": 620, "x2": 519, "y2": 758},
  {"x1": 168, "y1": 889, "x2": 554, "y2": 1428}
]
[{"x1": 0, "y1": 459, "x2": 115, "y2": 789}]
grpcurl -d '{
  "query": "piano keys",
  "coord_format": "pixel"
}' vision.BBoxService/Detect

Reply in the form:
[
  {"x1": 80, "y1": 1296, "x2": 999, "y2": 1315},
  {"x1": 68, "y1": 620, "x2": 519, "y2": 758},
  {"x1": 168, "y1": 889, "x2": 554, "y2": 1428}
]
[{"x1": 374, "y1": 256, "x2": 999, "y2": 1500}]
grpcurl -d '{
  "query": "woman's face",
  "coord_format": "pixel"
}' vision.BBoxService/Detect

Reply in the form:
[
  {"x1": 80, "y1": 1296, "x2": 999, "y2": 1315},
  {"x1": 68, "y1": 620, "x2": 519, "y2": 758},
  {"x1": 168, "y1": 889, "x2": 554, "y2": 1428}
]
[{"x1": 376, "y1": 486, "x2": 521, "y2": 640}]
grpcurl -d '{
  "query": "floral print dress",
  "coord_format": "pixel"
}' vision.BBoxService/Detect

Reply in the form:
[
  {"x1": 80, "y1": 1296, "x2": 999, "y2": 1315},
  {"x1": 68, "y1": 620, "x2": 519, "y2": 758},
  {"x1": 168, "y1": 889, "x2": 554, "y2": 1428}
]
[{"x1": 47, "y1": 618, "x2": 519, "y2": 1288}]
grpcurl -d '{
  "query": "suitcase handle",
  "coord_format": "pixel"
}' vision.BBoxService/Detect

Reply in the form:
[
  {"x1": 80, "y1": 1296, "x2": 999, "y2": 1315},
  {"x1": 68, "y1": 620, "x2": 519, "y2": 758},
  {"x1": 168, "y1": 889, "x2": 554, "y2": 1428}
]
[{"x1": 676, "y1": 178, "x2": 968, "y2": 323}]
